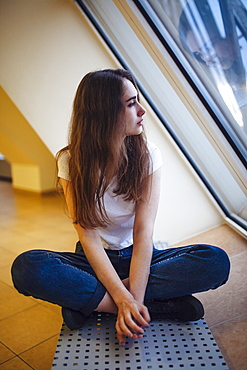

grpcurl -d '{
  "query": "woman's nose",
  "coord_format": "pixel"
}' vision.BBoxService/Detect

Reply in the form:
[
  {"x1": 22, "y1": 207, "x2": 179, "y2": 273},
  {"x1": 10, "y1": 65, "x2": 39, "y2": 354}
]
[
  {"x1": 204, "y1": 57, "x2": 217, "y2": 66},
  {"x1": 201, "y1": 52, "x2": 218, "y2": 66},
  {"x1": 138, "y1": 103, "x2": 146, "y2": 116}
]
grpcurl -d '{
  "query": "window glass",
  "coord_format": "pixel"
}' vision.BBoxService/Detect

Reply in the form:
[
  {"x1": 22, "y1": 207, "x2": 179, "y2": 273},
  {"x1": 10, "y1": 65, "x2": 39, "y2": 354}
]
[{"x1": 137, "y1": 0, "x2": 247, "y2": 158}]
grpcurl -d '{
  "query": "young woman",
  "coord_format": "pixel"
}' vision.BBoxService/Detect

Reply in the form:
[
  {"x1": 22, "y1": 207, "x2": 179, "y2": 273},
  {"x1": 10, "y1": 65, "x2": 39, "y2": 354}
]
[{"x1": 11, "y1": 69, "x2": 230, "y2": 346}]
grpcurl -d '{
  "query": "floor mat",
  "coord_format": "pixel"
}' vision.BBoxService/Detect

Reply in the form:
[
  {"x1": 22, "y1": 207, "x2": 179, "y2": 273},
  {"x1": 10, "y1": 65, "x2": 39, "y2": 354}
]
[{"x1": 52, "y1": 312, "x2": 228, "y2": 369}]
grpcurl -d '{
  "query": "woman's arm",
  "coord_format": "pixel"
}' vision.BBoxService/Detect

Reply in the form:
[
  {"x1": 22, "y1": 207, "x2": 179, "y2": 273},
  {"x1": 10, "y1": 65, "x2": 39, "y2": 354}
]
[
  {"x1": 129, "y1": 167, "x2": 161, "y2": 303},
  {"x1": 60, "y1": 178, "x2": 150, "y2": 344}
]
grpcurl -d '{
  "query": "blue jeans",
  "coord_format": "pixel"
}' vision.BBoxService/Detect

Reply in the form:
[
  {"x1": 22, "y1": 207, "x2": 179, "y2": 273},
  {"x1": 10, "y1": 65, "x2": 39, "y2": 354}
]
[{"x1": 11, "y1": 243, "x2": 230, "y2": 316}]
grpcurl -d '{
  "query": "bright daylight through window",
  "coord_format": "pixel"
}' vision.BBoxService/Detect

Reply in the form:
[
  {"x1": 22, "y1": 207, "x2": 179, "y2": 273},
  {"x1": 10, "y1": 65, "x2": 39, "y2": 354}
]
[{"x1": 136, "y1": 0, "x2": 247, "y2": 161}]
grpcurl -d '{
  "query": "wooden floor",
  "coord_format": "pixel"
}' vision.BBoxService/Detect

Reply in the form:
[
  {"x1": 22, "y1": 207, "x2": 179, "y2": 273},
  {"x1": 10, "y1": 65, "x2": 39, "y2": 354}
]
[{"x1": 0, "y1": 180, "x2": 246, "y2": 370}]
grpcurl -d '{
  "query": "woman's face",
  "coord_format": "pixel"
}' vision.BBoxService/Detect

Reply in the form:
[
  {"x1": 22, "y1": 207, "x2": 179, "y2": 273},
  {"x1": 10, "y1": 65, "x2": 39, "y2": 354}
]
[
  {"x1": 186, "y1": 30, "x2": 235, "y2": 70},
  {"x1": 122, "y1": 78, "x2": 146, "y2": 136}
]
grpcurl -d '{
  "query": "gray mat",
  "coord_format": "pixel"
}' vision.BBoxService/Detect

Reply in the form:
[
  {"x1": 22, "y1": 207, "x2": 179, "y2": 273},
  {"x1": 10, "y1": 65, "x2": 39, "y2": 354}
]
[{"x1": 52, "y1": 312, "x2": 228, "y2": 369}]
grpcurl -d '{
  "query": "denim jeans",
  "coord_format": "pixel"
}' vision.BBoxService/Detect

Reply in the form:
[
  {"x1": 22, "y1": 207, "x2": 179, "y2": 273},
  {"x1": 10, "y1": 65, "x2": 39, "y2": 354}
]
[{"x1": 11, "y1": 243, "x2": 230, "y2": 316}]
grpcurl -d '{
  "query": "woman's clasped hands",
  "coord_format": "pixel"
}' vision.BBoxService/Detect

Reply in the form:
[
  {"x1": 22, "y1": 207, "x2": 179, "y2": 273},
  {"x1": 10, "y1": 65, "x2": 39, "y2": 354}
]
[{"x1": 115, "y1": 297, "x2": 150, "y2": 346}]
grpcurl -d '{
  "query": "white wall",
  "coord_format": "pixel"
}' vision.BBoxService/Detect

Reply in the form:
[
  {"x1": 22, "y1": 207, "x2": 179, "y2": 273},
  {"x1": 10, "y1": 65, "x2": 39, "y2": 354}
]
[
  {"x1": 144, "y1": 108, "x2": 223, "y2": 244},
  {"x1": 0, "y1": 0, "x2": 118, "y2": 155},
  {"x1": 0, "y1": 0, "x2": 223, "y2": 244}
]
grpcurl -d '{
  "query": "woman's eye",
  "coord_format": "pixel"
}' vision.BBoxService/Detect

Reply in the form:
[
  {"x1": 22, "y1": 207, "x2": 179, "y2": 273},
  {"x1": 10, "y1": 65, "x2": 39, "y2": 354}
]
[
  {"x1": 193, "y1": 51, "x2": 201, "y2": 58},
  {"x1": 193, "y1": 51, "x2": 206, "y2": 64},
  {"x1": 128, "y1": 100, "x2": 136, "y2": 107}
]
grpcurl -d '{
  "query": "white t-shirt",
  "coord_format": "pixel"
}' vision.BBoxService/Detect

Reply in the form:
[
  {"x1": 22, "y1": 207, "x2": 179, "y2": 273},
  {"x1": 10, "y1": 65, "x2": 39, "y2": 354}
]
[{"x1": 58, "y1": 141, "x2": 163, "y2": 250}]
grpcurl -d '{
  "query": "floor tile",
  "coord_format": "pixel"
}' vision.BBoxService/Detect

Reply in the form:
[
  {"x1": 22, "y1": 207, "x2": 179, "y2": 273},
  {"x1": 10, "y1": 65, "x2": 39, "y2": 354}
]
[
  {"x1": 0, "y1": 247, "x2": 17, "y2": 268},
  {"x1": 0, "y1": 225, "x2": 76, "y2": 255},
  {"x1": 0, "y1": 230, "x2": 43, "y2": 255},
  {"x1": 35, "y1": 300, "x2": 62, "y2": 315},
  {"x1": 0, "y1": 305, "x2": 62, "y2": 354},
  {"x1": 0, "y1": 282, "x2": 10, "y2": 291},
  {"x1": 0, "y1": 286, "x2": 36, "y2": 320},
  {"x1": 0, "y1": 343, "x2": 16, "y2": 364},
  {"x1": 195, "y1": 251, "x2": 247, "y2": 327},
  {"x1": 32, "y1": 233, "x2": 77, "y2": 252},
  {"x1": 13, "y1": 223, "x2": 70, "y2": 242},
  {"x1": 0, "y1": 356, "x2": 33, "y2": 369},
  {"x1": 0, "y1": 264, "x2": 15, "y2": 287},
  {"x1": 20, "y1": 335, "x2": 59, "y2": 370},
  {"x1": 210, "y1": 314, "x2": 247, "y2": 370}
]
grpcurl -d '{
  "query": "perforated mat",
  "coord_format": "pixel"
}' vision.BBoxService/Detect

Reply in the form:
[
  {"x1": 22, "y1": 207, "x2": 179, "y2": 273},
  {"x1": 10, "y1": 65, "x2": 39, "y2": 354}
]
[{"x1": 52, "y1": 312, "x2": 228, "y2": 369}]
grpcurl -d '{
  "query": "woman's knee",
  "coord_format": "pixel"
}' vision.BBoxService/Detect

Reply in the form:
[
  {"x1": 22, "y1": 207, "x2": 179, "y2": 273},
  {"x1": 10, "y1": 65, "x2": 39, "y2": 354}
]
[
  {"x1": 193, "y1": 244, "x2": 230, "y2": 288},
  {"x1": 212, "y1": 245, "x2": 230, "y2": 287},
  {"x1": 11, "y1": 250, "x2": 50, "y2": 294}
]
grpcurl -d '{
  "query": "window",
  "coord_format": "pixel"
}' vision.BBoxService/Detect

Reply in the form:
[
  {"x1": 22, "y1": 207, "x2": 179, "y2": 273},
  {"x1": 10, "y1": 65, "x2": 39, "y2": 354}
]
[
  {"x1": 135, "y1": 0, "x2": 247, "y2": 163},
  {"x1": 75, "y1": 0, "x2": 247, "y2": 232}
]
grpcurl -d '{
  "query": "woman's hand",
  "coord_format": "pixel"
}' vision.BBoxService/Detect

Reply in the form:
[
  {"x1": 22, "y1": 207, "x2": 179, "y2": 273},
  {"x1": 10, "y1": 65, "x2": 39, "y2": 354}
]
[{"x1": 115, "y1": 298, "x2": 150, "y2": 346}]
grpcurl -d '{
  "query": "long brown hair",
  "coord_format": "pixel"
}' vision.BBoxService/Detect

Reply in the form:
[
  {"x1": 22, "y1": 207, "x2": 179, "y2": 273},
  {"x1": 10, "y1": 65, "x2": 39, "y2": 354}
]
[{"x1": 57, "y1": 69, "x2": 151, "y2": 229}]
